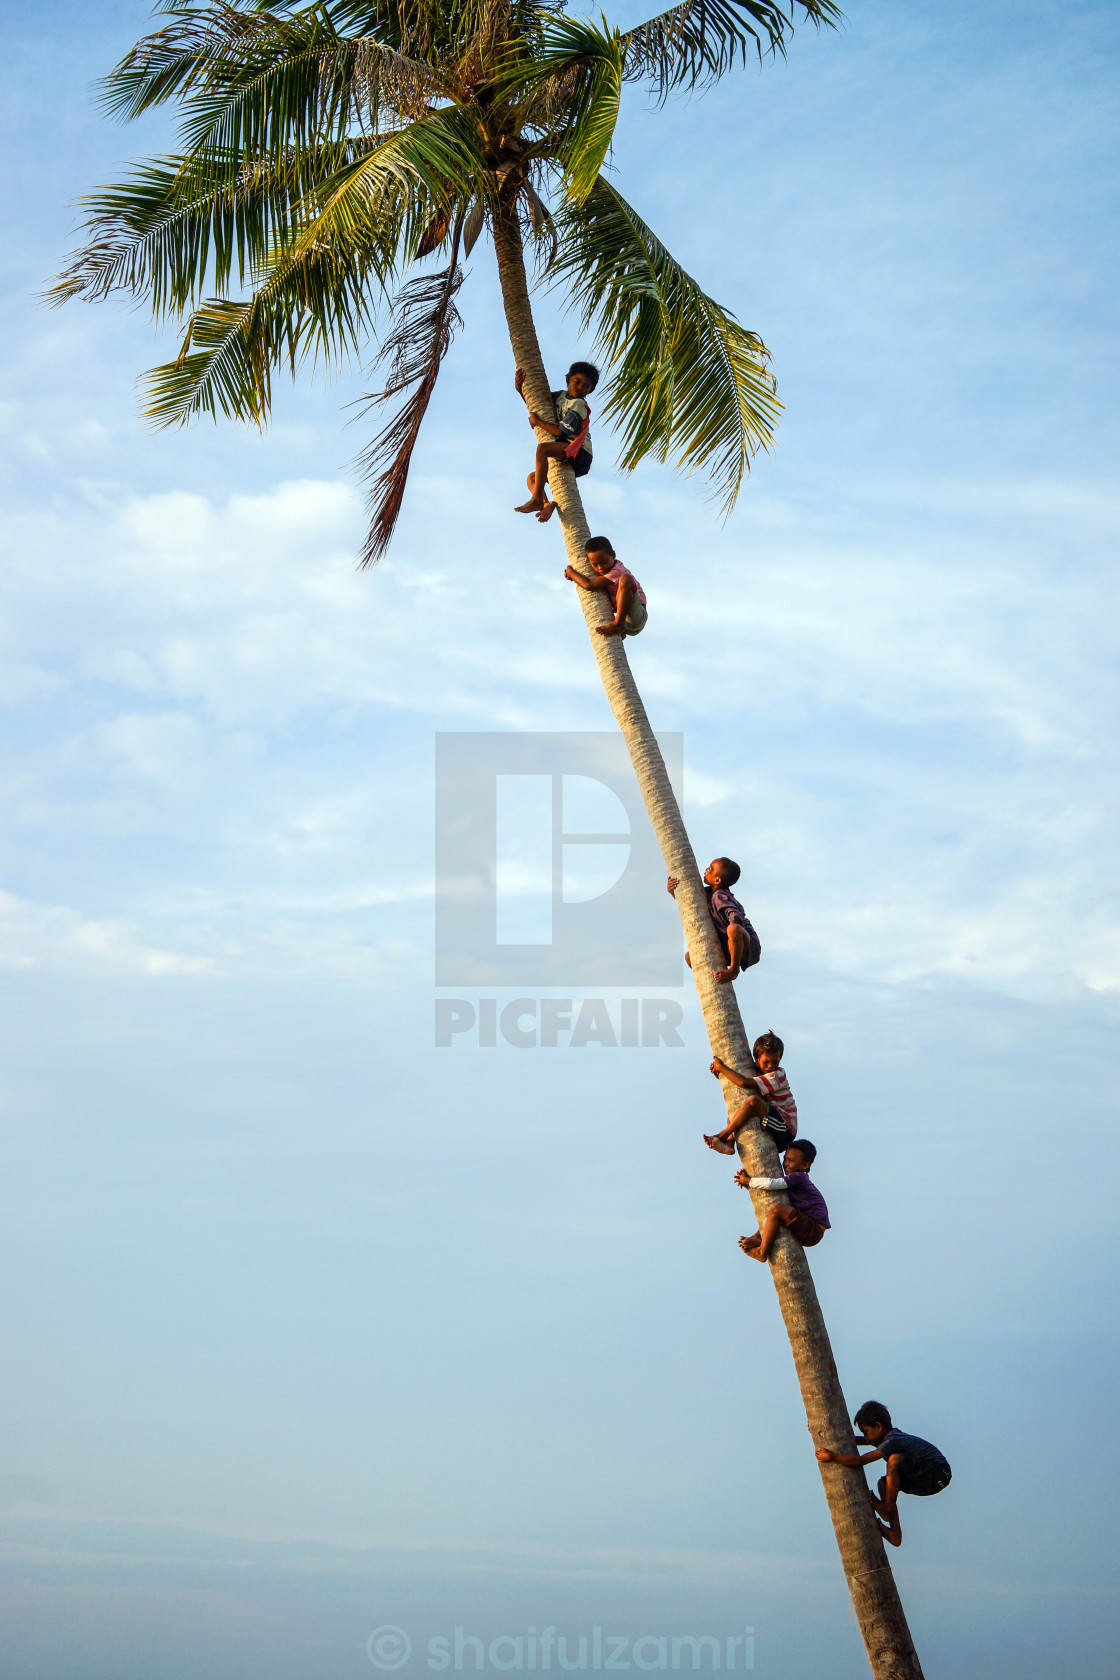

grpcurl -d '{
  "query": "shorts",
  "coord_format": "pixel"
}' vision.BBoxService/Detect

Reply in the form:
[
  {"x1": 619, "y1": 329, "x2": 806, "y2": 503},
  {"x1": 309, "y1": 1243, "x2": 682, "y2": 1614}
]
[
  {"x1": 898, "y1": 1461, "x2": 953, "y2": 1498},
  {"x1": 762, "y1": 1110, "x2": 795, "y2": 1152},
  {"x1": 623, "y1": 596, "x2": 648, "y2": 637},
  {"x1": 786, "y1": 1209, "x2": 826, "y2": 1248},
  {"x1": 568, "y1": 447, "x2": 592, "y2": 478}
]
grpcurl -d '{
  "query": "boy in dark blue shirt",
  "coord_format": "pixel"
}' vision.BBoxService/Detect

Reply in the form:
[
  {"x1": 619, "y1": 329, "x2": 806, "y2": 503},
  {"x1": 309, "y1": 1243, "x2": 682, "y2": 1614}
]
[{"x1": 816, "y1": 1400, "x2": 952, "y2": 1547}]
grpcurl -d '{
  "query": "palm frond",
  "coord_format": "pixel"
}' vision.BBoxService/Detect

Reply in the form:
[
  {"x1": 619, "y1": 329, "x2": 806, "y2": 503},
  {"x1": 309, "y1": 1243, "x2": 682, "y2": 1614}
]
[
  {"x1": 140, "y1": 230, "x2": 384, "y2": 426},
  {"x1": 96, "y1": 4, "x2": 243, "y2": 122},
  {"x1": 101, "y1": 4, "x2": 437, "y2": 165},
  {"x1": 44, "y1": 141, "x2": 357, "y2": 316},
  {"x1": 354, "y1": 233, "x2": 465, "y2": 565},
  {"x1": 551, "y1": 176, "x2": 781, "y2": 515},
  {"x1": 291, "y1": 102, "x2": 486, "y2": 263},
  {"x1": 351, "y1": 38, "x2": 441, "y2": 125},
  {"x1": 622, "y1": 0, "x2": 840, "y2": 99},
  {"x1": 134, "y1": 102, "x2": 483, "y2": 428},
  {"x1": 498, "y1": 17, "x2": 622, "y2": 204}
]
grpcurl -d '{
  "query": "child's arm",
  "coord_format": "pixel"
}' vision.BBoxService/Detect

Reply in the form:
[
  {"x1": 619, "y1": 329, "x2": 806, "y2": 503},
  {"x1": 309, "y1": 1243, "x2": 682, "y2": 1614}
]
[
  {"x1": 734, "y1": 1169, "x2": 786, "y2": 1190},
  {"x1": 815, "y1": 1447, "x2": 885, "y2": 1467},
  {"x1": 709, "y1": 1056, "x2": 757, "y2": 1091},
  {"x1": 564, "y1": 565, "x2": 610, "y2": 592}
]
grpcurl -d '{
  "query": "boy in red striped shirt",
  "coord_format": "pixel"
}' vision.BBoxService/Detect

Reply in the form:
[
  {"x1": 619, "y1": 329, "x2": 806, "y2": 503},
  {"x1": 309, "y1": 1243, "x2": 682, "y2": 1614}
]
[{"x1": 704, "y1": 1030, "x2": 797, "y2": 1155}]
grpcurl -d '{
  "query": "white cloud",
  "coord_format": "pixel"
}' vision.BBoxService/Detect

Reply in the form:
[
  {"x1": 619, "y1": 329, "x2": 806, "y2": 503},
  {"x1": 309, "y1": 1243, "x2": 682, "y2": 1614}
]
[
  {"x1": 0, "y1": 890, "x2": 210, "y2": 977},
  {"x1": 1, "y1": 465, "x2": 1116, "y2": 998}
]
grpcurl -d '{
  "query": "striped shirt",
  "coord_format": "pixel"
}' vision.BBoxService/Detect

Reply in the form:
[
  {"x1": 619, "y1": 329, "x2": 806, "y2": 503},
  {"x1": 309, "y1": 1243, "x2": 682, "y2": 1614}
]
[{"x1": 755, "y1": 1066, "x2": 798, "y2": 1137}]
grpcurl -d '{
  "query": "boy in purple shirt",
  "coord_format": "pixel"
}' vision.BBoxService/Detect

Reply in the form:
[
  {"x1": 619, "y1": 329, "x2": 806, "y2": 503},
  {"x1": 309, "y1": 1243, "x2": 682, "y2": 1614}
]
[
  {"x1": 815, "y1": 1401, "x2": 952, "y2": 1547},
  {"x1": 666, "y1": 857, "x2": 760, "y2": 985},
  {"x1": 735, "y1": 1139, "x2": 829, "y2": 1261}
]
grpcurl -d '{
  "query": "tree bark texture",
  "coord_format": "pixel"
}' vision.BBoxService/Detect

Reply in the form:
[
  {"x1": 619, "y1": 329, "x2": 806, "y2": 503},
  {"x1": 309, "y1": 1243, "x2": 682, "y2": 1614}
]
[{"x1": 491, "y1": 208, "x2": 925, "y2": 1680}]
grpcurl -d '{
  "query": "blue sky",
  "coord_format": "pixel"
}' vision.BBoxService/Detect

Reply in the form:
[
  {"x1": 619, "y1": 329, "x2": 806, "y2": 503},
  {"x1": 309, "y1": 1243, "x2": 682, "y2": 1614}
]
[{"x1": 1, "y1": 2, "x2": 1118, "y2": 1677}]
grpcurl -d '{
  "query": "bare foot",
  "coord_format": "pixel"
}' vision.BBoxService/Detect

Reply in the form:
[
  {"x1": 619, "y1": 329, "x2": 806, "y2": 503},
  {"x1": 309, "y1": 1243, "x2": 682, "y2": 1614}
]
[
  {"x1": 515, "y1": 498, "x2": 544, "y2": 513},
  {"x1": 703, "y1": 1133, "x2": 735, "y2": 1155},
  {"x1": 739, "y1": 1236, "x2": 767, "y2": 1262},
  {"x1": 715, "y1": 967, "x2": 739, "y2": 984},
  {"x1": 595, "y1": 622, "x2": 622, "y2": 637},
  {"x1": 536, "y1": 500, "x2": 557, "y2": 522}
]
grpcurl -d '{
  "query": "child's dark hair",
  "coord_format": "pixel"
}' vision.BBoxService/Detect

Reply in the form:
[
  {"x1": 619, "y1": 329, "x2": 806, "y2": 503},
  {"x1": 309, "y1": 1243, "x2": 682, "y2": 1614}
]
[
  {"x1": 786, "y1": 1137, "x2": 816, "y2": 1166},
  {"x1": 585, "y1": 536, "x2": 615, "y2": 556},
  {"x1": 568, "y1": 360, "x2": 600, "y2": 391},
  {"x1": 753, "y1": 1029, "x2": 783, "y2": 1062},
  {"x1": 713, "y1": 856, "x2": 741, "y2": 886},
  {"x1": 854, "y1": 1401, "x2": 893, "y2": 1431}
]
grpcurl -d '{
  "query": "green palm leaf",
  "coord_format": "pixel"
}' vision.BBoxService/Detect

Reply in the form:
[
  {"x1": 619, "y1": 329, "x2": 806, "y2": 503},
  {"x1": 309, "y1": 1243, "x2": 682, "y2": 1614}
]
[
  {"x1": 141, "y1": 233, "x2": 381, "y2": 425},
  {"x1": 44, "y1": 142, "x2": 356, "y2": 316},
  {"x1": 137, "y1": 102, "x2": 485, "y2": 427},
  {"x1": 102, "y1": 4, "x2": 438, "y2": 172},
  {"x1": 499, "y1": 17, "x2": 623, "y2": 205},
  {"x1": 552, "y1": 175, "x2": 780, "y2": 513},
  {"x1": 622, "y1": 0, "x2": 840, "y2": 99},
  {"x1": 52, "y1": 0, "x2": 833, "y2": 550},
  {"x1": 290, "y1": 101, "x2": 486, "y2": 264}
]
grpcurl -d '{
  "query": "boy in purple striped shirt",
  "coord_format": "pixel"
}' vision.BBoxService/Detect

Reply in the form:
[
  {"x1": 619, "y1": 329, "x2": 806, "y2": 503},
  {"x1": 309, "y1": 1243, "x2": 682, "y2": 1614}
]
[{"x1": 666, "y1": 857, "x2": 760, "y2": 984}]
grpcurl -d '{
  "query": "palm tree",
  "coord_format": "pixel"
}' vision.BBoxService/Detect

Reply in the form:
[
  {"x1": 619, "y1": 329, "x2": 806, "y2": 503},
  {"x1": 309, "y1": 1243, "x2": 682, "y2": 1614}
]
[{"x1": 50, "y1": 4, "x2": 924, "y2": 1675}]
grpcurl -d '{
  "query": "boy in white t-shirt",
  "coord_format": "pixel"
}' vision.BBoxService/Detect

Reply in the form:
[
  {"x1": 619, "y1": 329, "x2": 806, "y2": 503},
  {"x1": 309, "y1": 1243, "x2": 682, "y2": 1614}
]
[{"x1": 514, "y1": 361, "x2": 598, "y2": 518}]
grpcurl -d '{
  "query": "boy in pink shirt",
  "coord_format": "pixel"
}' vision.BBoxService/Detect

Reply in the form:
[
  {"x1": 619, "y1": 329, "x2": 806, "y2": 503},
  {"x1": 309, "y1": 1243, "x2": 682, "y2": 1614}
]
[{"x1": 564, "y1": 536, "x2": 647, "y2": 638}]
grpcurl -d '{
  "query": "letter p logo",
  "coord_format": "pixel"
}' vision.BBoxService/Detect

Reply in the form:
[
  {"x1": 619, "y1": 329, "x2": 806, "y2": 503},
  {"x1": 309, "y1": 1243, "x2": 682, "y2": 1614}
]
[{"x1": 435, "y1": 732, "x2": 683, "y2": 985}]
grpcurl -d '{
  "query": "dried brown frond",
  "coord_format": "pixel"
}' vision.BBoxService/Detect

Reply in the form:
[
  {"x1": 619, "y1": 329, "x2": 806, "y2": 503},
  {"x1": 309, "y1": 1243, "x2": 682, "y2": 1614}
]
[
  {"x1": 415, "y1": 208, "x2": 451, "y2": 256},
  {"x1": 354, "y1": 235, "x2": 464, "y2": 565}
]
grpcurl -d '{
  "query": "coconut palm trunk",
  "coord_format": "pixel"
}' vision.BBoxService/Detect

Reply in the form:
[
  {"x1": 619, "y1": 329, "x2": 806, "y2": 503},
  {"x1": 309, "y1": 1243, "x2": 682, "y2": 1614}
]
[{"x1": 493, "y1": 207, "x2": 924, "y2": 1680}]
